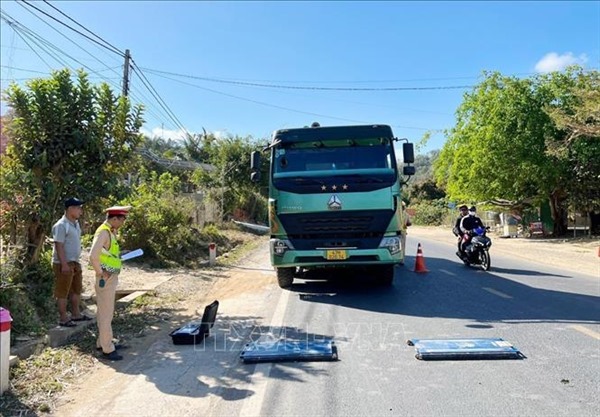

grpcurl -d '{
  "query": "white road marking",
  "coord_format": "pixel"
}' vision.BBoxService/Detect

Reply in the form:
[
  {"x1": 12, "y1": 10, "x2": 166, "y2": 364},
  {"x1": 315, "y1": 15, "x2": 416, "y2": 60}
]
[
  {"x1": 482, "y1": 287, "x2": 513, "y2": 299},
  {"x1": 570, "y1": 325, "x2": 600, "y2": 340},
  {"x1": 439, "y1": 269, "x2": 456, "y2": 276},
  {"x1": 239, "y1": 288, "x2": 291, "y2": 417}
]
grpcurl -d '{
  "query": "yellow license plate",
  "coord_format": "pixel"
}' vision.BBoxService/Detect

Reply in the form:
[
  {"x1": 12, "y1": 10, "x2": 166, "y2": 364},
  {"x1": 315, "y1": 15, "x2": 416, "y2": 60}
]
[{"x1": 326, "y1": 250, "x2": 347, "y2": 260}]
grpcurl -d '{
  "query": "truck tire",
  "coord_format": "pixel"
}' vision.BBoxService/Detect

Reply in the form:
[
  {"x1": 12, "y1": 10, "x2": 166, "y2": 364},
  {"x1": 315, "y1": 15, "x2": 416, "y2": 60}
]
[{"x1": 276, "y1": 267, "x2": 295, "y2": 289}]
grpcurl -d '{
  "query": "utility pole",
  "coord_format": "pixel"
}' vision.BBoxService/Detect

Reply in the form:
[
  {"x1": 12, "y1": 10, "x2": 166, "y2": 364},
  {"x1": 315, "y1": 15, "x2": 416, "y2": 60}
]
[{"x1": 122, "y1": 49, "x2": 131, "y2": 97}]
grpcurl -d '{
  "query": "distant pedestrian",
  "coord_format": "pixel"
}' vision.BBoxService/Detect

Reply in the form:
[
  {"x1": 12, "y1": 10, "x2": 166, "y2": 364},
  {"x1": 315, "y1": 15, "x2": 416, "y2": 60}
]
[
  {"x1": 89, "y1": 205, "x2": 131, "y2": 361},
  {"x1": 52, "y1": 197, "x2": 91, "y2": 327}
]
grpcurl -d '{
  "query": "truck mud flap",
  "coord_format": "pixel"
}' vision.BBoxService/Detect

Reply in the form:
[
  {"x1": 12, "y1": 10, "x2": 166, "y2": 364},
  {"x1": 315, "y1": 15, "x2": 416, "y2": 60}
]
[
  {"x1": 240, "y1": 340, "x2": 338, "y2": 363},
  {"x1": 407, "y1": 338, "x2": 524, "y2": 360}
]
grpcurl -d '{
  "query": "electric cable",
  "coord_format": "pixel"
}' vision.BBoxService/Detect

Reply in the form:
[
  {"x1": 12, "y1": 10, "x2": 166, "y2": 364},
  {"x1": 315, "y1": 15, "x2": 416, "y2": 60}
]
[
  {"x1": 130, "y1": 61, "x2": 190, "y2": 136},
  {"x1": 141, "y1": 67, "x2": 474, "y2": 91},
  {"x1": 41, "y1": 0, "x2": 123, "y2": 58},
  {"x1": 18, "y1": 0, "x2": 124, "y2": 57}
]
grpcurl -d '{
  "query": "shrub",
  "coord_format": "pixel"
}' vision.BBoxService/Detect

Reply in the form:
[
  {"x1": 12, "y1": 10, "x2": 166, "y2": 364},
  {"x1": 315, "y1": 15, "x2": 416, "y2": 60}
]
[
  {"x1": 119, "y1": 171, "x2": 229, "y2": 266},
  {"x1": 410, "y1": 199, "x2": 453, "y2": 226},
  {"x1": 0, "y1": 248, "x2": 55, "y2": 339}
]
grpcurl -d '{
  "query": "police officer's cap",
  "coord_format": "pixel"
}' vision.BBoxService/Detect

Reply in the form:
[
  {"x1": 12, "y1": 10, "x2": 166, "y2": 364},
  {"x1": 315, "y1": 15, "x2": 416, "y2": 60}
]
[{"x1": 105, "y1": 205, "x2": 132, "y2": 216}]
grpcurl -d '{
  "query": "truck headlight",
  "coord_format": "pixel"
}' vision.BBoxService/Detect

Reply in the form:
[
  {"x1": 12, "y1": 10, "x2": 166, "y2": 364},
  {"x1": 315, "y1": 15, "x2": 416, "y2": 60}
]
[
  {"x1": 271, "y1": 239, "x2": 294, "y2": 256},
  {"x1": 379, "y1": 237, "x2": 401, "y2": 255}
]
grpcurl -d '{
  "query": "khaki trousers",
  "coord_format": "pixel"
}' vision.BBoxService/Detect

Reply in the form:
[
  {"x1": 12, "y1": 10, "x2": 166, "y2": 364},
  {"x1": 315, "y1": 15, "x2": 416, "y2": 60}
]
[{"x1": 95, "y1": 273, "x2": 119, "y2": 354}]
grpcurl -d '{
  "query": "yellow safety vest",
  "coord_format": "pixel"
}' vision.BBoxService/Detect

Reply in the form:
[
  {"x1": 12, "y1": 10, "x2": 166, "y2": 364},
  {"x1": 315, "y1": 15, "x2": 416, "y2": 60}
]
[{"x1": 94, "y1": 223, "x2": 121, "y2": 274}]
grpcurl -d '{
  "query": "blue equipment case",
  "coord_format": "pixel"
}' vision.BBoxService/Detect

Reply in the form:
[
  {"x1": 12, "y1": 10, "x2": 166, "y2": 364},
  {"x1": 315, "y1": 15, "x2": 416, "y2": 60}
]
[{"x1": 169, "y1": 300, "x2": 219, "y2": 345}]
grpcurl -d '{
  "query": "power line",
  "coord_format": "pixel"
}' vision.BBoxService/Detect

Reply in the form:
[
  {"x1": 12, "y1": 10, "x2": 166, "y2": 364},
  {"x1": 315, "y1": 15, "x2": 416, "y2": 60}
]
[
  {"x1": 144, "y1": 69, "x2": 438, "y2": 130},
  {"x1": 1, "y1": 7, "x2": 184, "y2": 135},
  {"x1": 18, "y1": 0, "x2": 124, "y2": 57},
  {"x1": 140, "y1": 67, "x2": 474, "y2": 91},
  {"x1": 1, "y1": 12, "x2": 56, "y2": 70},
  {"x1": 1, "y1": 10, "x2": 125, "y2": 87},
  {"x1": 14, "y1": 1, "x2": 126, "y2": 86},
  {"x1": 130, "y1": 60, "x2": 190, "y2": 136},
  {"x1": 0, "y1": 65, "x2": 48, "y2": 74},
  {"x1": 41, "y1": 0, "x2": 123, "y2": 57}
]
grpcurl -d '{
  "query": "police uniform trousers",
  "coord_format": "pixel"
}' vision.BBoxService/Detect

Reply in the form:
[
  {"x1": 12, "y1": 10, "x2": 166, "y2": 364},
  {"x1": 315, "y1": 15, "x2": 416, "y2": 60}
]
[{"x1": 95, "y1": 273, "x2": 119, "y2": 353}]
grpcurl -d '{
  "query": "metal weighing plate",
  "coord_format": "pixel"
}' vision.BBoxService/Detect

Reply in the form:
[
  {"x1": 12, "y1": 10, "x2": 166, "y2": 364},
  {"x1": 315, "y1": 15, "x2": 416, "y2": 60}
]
[
  {"x1": 240, "y1": 340, "x2": 338, "y2": 363},
  {"x1": 408, "y1": 338, "x2": 524, "y2": 360}
]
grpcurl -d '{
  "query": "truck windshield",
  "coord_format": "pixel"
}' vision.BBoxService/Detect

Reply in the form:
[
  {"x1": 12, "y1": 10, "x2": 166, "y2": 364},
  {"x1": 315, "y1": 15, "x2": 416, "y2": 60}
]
[{"x1": 273, "y1": 138, "x2": 396, "y2": 175}]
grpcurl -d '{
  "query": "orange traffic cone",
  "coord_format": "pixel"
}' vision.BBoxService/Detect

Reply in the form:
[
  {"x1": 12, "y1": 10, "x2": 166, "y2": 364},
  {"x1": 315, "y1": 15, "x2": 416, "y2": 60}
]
[{"x1": 413, "y1": 243, "x2": 429, "y2": 273}]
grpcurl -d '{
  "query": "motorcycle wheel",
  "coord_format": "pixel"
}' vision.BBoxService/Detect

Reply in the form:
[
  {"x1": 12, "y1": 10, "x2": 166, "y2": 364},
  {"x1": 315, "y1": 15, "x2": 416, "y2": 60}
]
[{"x1": 480, "y1": 250, "x2": 491, "y2": 271}]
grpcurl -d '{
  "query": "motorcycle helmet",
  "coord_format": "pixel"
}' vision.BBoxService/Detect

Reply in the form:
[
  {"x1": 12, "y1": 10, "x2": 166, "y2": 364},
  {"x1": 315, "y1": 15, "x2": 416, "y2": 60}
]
[{"x1": 474, "y1": 226, "x2": 485, "y2": 236}]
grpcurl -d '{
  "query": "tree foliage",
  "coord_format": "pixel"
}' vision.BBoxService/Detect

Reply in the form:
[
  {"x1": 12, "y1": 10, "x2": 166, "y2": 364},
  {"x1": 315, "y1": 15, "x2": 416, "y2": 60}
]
[
  {"x1": 543, "y1": 70, "x2": 600, "y2": 211},
  {"x1": 0, "y1": 69, "x2": 144, "y2": 264},
  {"x1": 434, "y1": 67, "x2": 599, "y2": 236},
  {"x1": 120, "y1": 169, "x2": 229, "y2": 266},
  {"x1": 190, "y1": 133, "x2": 268, "y2": 222}
]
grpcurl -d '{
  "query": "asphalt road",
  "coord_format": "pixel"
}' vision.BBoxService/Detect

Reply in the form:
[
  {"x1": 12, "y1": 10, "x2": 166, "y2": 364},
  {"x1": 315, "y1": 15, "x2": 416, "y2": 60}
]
[{"x1": 58, "y1": 234, "x2": 600, "y2": 417}]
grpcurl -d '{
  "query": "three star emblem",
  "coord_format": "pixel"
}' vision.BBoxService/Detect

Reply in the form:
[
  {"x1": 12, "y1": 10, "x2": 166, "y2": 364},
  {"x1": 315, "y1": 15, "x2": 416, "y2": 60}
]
[{"x1": 321, "y1": 184, "x2": 348, "y2": 191}]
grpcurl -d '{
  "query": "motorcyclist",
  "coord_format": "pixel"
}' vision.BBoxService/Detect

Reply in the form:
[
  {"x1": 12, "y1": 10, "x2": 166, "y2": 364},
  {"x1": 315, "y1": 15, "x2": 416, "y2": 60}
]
[
  {"x1": 459, "y1": 206, "x2": 485, "y2": 256},
  {"x1": 453, "y1": 205, "x2": 469, "y2": 257}
]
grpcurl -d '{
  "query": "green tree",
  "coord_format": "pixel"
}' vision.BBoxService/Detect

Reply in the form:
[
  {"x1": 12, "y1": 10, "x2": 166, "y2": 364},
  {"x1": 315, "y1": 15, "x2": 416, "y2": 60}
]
[
  {"x1": 191, "y1": 133, "x2": 267, "y2": 222},
  {"x1": 543, "y1": 70, "x2": 600, "y2": 215},
  {"x1": 434, "y1": 68, "x2": 599, "y2": 236},
  {"x1": 0, "y1": 69, "x2": 144, "y2": 265}
]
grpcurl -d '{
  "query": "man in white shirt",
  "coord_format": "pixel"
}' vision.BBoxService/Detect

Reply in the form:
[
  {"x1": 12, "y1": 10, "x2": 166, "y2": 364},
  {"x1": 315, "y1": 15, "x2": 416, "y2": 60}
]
[{"x1": 52, "y1": 197, "x2": 90, "y2": 327}]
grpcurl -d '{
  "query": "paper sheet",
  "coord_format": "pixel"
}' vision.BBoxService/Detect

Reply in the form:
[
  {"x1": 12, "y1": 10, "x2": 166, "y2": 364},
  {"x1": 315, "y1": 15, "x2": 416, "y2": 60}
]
[{"x1": 121, "y1": 248, "x2": 143, "y2": 261}]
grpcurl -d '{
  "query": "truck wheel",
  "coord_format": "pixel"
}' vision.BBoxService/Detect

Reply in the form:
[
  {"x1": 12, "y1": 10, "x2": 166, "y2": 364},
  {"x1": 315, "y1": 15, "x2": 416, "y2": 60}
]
[
  {"x1": 377, "y1": 265, "x2": 395, "y2": 286},
  {"x1": 276, "y1": 267, "x2": 295, "y2": 289}
]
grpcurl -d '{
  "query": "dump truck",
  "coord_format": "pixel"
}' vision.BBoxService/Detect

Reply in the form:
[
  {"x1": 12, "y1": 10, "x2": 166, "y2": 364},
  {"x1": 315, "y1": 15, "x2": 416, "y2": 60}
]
[{"x1": 250, "y1": 123, "x2": 415, "y2": 288}]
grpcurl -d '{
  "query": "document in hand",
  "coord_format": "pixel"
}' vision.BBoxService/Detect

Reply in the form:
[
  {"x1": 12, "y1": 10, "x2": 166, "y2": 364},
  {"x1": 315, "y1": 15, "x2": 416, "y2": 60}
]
[{"x1": 121, "y1": 248, "x2": 144, "y2": 261}]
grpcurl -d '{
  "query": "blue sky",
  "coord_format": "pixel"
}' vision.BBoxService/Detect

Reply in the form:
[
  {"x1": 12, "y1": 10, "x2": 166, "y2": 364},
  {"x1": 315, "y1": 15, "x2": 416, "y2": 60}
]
[{"x1": 1, "y1": 1, "x2": 598, "y2": 154}]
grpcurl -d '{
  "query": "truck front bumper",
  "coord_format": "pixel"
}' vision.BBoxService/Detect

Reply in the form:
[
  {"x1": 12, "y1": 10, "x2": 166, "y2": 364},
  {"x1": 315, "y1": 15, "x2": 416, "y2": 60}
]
[{"x1": 270, "y1": 238, "x2": 404, "y2": 268}]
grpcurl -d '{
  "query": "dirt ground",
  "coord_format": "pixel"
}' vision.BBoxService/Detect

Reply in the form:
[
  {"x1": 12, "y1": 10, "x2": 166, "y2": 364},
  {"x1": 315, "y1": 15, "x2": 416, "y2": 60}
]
[{"x1": 77, "y1": 229, "x2": 265, "y2": 301}]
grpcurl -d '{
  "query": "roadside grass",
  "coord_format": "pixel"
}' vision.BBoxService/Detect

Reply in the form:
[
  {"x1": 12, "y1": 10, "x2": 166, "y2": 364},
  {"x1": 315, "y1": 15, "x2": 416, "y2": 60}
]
[
  {"x1": 216, "y1": 233, "x2": 267, "y2": 267},
  {"x1": 1, "y1": 293, "x2": 176, "y2": 415}
]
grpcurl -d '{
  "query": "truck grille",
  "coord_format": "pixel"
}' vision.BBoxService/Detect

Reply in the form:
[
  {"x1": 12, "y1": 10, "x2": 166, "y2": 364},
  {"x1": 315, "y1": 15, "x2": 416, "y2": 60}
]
[{"x1": 278, "y1": 210, "x2": 394, "y2": 250}]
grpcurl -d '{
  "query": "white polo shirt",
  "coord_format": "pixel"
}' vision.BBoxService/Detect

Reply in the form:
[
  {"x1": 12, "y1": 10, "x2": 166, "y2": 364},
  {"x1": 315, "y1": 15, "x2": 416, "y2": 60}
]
[{"x1": 51, "y1": 215, "x2": 82, "y2": 264}]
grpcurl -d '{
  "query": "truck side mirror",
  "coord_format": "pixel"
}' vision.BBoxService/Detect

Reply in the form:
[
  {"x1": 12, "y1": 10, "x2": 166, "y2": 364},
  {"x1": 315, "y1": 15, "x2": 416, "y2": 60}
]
[
  {"x1": 403, "y1": 143, "x2": 415, "y2": 164},
  {"x1": 250, "y1": 151, "x2": 261, "y2": 182},
  {"x1": 251, "y1": 151, "x2": 261, "y2": 171},
  {"x1": 403, "y1": 166, "x2": 416, "y2": 176}
]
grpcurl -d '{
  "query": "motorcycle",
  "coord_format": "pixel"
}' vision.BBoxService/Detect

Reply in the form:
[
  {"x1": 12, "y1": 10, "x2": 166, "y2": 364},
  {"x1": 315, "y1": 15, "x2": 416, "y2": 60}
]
[{"x1": 457, "y1": 226, "x2": 492, "y2": 271}]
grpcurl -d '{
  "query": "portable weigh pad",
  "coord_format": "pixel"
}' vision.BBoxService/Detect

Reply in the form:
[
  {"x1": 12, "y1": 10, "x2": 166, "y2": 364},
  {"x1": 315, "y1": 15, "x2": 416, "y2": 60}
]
[
  {"x1": 407, "y1": 338, "x2": 524, "y2": 360},
  {"x1": 240, "y1": 340, "x2": 338, "y2": 363}
]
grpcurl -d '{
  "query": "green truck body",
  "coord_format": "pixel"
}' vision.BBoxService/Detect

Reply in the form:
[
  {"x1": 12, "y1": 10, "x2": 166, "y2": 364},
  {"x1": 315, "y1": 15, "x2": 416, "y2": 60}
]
[{"x1": 251, "y1": 124, "x2": 414, "y2": 288}]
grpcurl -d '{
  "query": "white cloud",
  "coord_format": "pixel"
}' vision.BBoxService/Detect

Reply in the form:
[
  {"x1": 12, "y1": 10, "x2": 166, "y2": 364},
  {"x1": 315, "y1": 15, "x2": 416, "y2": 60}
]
[
  {"x1": 139, "y1": 127, "x2": 233, "y2": 141},
  {"x1": 140, "y1": 127, "x2": 187, "y2": 141},
  {"x1": 534, "y1": 52, "x2": 588, "y2": 73},
  {"x1": 213, "y1": 130, "x2": 229, "y2": 139}
]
